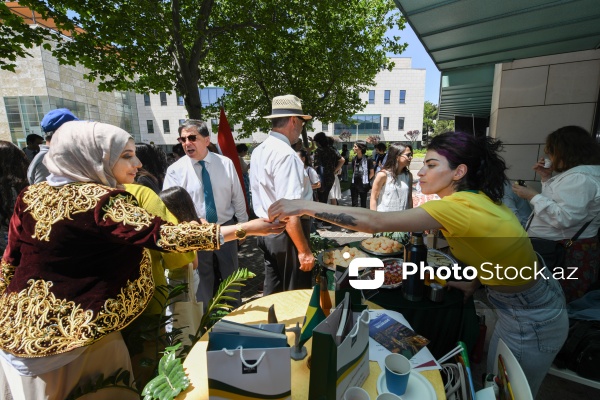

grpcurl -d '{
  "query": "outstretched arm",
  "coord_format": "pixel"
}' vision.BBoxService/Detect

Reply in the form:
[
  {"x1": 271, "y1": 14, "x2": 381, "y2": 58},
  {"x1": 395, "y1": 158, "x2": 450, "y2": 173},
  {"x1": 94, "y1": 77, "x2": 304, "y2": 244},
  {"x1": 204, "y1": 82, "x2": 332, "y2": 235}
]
[
  {"x1": 220, "y1": 219, "x2": 286, "y2": 242},
  {"x1": 268, "y1": 199, "x2": 442, "y2": 233}
]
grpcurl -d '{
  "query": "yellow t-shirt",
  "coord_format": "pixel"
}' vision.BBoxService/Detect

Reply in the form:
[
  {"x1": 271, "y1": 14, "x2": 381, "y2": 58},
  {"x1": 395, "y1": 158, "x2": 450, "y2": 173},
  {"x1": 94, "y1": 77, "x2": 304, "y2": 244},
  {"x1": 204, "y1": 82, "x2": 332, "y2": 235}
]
[
  {"x1": 420, "y1": 191, "x2": 537, "y2": 286},
  {"x1": 125, "y1": 184, "x2": 195, "y2": 314}
]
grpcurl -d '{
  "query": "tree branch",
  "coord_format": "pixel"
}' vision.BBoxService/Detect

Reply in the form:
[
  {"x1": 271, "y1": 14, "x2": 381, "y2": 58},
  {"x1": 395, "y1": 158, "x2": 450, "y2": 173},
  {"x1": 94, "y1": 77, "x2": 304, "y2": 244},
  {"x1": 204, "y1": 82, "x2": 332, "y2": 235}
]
[{"x1": 189, "y1": 0, "x2": 214, "y2": 67}]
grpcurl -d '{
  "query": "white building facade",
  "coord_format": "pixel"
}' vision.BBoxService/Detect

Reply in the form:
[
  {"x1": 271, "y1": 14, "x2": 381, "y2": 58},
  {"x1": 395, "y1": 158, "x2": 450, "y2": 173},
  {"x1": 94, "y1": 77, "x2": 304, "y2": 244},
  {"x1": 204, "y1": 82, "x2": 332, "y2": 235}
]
[
  {"x1": 2, "y1": 45, "x2": 424, "y2": 150},
  {"x1": 324, "y1": 58, "x2": 426, "y2": 144},
  {"x1": 0, "y1": 44, "x2": 140, "y2": 147},
  {"x1": 135, "y1": 57, "x2": 426, "y2": 148}
]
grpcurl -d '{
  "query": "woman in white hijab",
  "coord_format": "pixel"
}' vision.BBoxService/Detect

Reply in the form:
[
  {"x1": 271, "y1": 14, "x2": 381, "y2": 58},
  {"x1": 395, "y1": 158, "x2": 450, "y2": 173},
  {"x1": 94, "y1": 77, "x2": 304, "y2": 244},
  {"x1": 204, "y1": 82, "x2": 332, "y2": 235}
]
[{"x1": 0, "y1": 121, "x2": 284, "y2": 399}]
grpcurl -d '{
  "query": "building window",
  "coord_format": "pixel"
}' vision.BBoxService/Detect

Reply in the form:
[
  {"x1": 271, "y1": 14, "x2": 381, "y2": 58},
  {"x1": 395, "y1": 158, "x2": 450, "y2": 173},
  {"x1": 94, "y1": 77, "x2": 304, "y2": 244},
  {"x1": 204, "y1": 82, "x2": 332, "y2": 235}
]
[
  {"x1": 147, "y1": 120, "x2": 154, "y2": 134},
  {"x1": 398, "y1": 117, "x2": 405, "y2": 130},
  {"x1": 160, "y1": 92, "x2": 167, "y2": 106},
  {"x1": 368, "y1": 90, "x2": 375, "y2": 104},
  {"x1": 200, "y1": 87, "x2": 225, "y2": 107},
  {"x1": 178, "y1": 119, "x2": 186, "y2": 126},
  {"x1": 163, "y1": 120, "x2": 170, "y2": 133},
  {"x1": 383, "y1": 117, "x2": 389, "y2": 131},
  {"x1": 399, "y1": 90, "x2": 406, "y2": 104},
  {"x1": 384, "y1": 90, "x2": 390, "y2": 104},
  {"x1": 177, "y1": 95, "x2": 184, "y2": 106},
  {"x1": 322, "y1": 122, "x2": 328, "y2": 131},
  {"x1": 333, "y1": 114, "x2": 381, "y2": 136},
  {"x1": 144, "y1": 94, "x2": 151, "y2": 106}
]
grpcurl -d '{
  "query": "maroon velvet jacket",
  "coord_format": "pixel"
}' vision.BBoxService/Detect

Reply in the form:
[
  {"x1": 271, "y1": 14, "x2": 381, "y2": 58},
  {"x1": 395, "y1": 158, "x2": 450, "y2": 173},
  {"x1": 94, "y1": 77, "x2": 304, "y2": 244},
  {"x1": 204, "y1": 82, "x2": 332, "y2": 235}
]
[{"x1": 0, "y1": 182, "x2": 220, "y2": 358}]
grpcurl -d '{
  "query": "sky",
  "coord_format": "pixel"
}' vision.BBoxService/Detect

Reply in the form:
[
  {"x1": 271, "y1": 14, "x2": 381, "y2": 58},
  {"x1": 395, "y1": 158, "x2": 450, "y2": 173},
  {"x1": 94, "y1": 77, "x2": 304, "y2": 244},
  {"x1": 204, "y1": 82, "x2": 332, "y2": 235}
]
[{"x1": 386, "y1": 22, "x2": 440, "y2": 105}]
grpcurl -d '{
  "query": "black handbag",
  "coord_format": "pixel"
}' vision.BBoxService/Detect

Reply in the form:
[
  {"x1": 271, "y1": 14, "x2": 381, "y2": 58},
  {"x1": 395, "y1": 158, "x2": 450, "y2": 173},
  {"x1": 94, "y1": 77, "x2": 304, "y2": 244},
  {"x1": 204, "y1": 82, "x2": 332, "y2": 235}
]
[{"x1": 527, "y1": 217, "x2": 595, "y2": 270}]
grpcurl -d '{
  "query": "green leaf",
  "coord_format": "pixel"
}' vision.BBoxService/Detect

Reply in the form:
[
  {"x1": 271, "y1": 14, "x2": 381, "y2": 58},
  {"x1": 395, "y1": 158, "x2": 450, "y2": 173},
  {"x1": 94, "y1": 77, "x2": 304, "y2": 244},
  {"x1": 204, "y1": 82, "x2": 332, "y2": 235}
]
[{"x1": 142, "y1": 343, "x2": 189, "y2": 400}]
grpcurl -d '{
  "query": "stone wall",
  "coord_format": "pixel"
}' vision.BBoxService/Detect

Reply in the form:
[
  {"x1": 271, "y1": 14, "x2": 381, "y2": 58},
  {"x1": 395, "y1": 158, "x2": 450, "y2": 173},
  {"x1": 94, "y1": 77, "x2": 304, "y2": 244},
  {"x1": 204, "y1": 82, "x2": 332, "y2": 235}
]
[{"x1": 489, "y1": 49, "x2": 600, "y2": 184}]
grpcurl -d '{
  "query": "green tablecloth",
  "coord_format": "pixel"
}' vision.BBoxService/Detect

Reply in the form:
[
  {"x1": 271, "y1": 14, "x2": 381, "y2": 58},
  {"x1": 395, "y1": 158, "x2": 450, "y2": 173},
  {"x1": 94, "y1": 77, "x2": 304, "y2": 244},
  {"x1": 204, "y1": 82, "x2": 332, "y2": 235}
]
[{"x1": 320, "y1": 241, "x2": 479, "y2": 360}]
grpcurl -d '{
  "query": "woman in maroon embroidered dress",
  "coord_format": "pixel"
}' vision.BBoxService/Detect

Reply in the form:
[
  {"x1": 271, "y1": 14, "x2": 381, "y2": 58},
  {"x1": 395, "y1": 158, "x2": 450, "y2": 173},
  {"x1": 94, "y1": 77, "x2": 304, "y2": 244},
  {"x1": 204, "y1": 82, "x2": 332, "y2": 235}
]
[{"x1": 0, "y1": 121, "x2": 284, "y2": 400}]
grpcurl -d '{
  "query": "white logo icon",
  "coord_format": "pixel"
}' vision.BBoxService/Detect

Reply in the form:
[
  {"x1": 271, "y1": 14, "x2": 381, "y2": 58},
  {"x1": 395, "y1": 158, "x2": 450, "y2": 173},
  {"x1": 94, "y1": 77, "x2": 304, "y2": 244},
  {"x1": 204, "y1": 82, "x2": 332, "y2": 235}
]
[{"x1": 348, "y1": 257, "x2": 384, "y2": 290}]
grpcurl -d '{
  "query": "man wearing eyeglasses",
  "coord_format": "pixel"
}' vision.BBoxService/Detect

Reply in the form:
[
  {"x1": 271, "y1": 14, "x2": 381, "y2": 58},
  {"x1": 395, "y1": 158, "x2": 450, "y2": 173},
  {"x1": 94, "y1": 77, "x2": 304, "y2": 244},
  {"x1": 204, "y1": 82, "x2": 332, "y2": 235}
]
[
  {"x1": 250, "y1": 95, "x2": 315, "y2": 295},
  {"x1": 163, "y1": 119, "x2": 248, "y2": 310}
]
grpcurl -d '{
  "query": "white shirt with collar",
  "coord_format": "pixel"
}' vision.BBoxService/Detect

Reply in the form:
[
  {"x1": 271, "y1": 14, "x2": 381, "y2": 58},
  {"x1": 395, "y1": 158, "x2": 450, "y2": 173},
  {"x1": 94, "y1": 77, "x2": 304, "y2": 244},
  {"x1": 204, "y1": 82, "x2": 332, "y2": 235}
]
[
  {"x1": 163, "y1": 152, "x2": 248, "y2": 224},
  {"x1": 27, "y1": 145, "x2": 50, "y2": 184},
  {"x1": 528, "y1": 165, "x2": 600, "y2": 240},
  {"x1": 250, "y1": 132, "x2": 304, "y2": 218}
]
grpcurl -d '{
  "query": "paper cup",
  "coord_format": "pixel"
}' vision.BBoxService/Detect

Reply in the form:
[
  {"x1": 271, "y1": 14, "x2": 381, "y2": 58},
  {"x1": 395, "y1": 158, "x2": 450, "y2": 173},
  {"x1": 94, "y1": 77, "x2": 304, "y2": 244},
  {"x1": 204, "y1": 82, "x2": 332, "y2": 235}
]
[
  {"x1": 344, "y1": 386, "x2": 370, "y2": 400},
  {"x1": 384, "y1": 353, "x2": 411, "y2": 396},
  {"x1": 376, "y1": 394, "x2": 402, "y2": 400}
]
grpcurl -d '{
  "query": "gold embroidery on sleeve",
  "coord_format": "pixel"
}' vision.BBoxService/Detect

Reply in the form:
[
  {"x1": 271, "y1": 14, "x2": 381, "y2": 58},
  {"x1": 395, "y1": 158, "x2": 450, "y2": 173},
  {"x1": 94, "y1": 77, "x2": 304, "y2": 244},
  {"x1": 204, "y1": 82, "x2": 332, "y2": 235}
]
[
  {"x1": 22, "y1": 183, "x2": 110, "y2": 242},
  {"x1": 157, "y1": 223, "x2": 220, "y2": 252},
  {"x1": 102, "y1": 194, "x2": 154, "y2": 231},
  {"x1": 0, "y1": 250, "x2": 154, "y2": 357}
]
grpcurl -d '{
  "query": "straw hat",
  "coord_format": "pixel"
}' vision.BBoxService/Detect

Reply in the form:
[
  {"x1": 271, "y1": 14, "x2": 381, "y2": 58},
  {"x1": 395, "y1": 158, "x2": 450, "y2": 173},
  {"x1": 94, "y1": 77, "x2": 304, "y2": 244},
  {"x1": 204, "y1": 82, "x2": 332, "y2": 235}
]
[{"x1": 264, "y1": 95, "x2": 312, "y2": 120}]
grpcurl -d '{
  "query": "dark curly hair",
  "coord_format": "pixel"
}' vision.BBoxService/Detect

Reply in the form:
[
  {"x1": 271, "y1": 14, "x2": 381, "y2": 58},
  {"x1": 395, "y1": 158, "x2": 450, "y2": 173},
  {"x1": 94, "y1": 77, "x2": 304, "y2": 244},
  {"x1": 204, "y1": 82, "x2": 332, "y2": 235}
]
[
  {"x1": 0, "y1": 141, "x2": 29, "y2": 226},
  {"x1": 544, "y1": 126, "x2": 600, "y2": 172},
  {"x1": 135, "y1": 143, "x2": 168, "y2": 188},
  {"x1": 426, "y1": 132, "x2": 507, "y2": 203}
]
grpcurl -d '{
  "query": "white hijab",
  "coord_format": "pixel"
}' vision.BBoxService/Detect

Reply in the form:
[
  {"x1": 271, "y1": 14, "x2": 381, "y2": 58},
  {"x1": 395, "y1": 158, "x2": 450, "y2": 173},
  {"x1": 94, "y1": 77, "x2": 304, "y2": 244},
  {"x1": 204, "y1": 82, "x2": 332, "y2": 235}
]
[{"x1": 44, "y1": 121, "x2": 133, "y2": 188}]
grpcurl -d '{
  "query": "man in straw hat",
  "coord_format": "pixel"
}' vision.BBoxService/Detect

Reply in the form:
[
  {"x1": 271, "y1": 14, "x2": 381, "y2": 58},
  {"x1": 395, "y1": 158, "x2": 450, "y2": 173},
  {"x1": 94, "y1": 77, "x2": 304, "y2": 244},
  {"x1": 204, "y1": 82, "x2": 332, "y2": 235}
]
[{"x1": 250, "y1": 95, "x2": 315, "y2": 294}]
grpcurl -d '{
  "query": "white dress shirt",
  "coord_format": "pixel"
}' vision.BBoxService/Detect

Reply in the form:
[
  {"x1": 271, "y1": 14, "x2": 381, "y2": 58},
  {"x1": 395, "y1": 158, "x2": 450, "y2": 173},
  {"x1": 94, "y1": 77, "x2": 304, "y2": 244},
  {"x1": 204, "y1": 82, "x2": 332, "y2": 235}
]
[
  {"x1": 27, "y1": 145, "x2": 50, "y2": 184},
  {"x1": 302, "y1": 167, "x2": 319, "y2": 201},
  {"x1": 163, "y1": 152, "x2": 248, "y2": 224},
  {"x1": 528, "y1": 165, "x2": 600, "y2": 240},
  {"x1": 250, "y1": 132, "x2": 304, "y2": 218}
]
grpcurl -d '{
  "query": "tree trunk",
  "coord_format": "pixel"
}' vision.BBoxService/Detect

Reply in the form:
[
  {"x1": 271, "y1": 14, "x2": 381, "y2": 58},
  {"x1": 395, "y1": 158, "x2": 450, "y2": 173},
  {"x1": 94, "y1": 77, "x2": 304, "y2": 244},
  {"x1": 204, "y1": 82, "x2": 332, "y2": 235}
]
[{"x1": 184, "y1": 84, "x2": 203, "y2": 120}]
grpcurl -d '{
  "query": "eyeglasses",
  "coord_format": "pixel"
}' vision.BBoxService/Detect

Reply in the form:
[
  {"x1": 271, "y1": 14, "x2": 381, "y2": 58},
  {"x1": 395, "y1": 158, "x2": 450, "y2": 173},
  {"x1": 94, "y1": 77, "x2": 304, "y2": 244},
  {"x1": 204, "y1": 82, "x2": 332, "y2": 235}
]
[
  {"x1": 401, "y1": 153, "x2": 413, "y2": 159},
  {"x1": 296, "y1": 117, "x2": 306, "y2": 127},
  {"x1": 177, "y1": 135, "x2": 198, "y2": 144}
]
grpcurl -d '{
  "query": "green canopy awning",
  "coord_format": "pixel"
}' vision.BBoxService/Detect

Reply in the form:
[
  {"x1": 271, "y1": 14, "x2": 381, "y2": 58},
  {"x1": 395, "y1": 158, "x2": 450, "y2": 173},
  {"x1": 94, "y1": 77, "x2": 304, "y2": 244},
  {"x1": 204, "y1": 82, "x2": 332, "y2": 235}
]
[{"x1": 394, "y1": 0, "x2": 600, "y2": 119}]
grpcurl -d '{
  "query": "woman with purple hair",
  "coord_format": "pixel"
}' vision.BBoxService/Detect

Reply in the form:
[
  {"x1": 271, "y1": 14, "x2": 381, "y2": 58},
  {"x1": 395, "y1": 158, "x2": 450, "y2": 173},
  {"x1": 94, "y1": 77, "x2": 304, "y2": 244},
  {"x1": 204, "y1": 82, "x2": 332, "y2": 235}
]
[{"x1": 269, "y1": 131, "x2": 568, "y2": 397}]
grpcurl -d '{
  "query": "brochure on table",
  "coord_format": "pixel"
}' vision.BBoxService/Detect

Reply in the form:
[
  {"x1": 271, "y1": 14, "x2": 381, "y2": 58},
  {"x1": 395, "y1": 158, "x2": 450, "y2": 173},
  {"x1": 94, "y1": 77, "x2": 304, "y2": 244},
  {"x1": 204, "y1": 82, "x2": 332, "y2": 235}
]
[{"x1": 368, "y1": 309, "x2": 440, "y2": 372}]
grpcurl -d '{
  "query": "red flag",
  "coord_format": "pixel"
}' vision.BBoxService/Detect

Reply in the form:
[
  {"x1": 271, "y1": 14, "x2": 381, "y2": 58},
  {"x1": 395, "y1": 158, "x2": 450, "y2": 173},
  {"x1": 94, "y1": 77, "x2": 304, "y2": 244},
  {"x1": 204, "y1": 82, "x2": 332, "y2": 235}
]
[{"x1": 217, "y1": 107, "x2": 249, "y2": 214}]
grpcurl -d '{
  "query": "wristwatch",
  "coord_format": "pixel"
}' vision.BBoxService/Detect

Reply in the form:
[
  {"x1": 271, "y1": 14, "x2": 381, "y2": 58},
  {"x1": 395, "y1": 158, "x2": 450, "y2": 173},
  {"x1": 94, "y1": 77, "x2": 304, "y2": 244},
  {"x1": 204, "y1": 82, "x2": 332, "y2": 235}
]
[{"x1": 235, "y1": 223, "x2": 247, "y2": 240}]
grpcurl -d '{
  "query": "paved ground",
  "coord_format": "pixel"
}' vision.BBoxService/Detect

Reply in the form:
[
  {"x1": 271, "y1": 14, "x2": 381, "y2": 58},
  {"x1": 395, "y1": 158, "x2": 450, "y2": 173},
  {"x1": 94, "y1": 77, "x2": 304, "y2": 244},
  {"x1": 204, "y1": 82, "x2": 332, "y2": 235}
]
[{"x1": 236, "y1": 185, "x2": 600, "y2": 399}]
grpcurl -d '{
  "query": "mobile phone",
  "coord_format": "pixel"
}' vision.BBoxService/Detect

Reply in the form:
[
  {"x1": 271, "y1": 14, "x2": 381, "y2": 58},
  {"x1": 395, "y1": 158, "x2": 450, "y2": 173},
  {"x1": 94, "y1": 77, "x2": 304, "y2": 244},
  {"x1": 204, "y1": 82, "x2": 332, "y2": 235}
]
[{"x1": 517, "y1": 180, "x2": 526, "y2": 187}]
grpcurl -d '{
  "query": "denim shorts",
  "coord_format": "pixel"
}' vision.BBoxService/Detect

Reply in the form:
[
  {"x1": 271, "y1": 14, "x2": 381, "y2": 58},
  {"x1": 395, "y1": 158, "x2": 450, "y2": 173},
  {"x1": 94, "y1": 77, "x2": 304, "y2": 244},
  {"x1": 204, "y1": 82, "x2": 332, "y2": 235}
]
[{"x1": 485, "y1": 268, "x2": 569, "y2": 396}]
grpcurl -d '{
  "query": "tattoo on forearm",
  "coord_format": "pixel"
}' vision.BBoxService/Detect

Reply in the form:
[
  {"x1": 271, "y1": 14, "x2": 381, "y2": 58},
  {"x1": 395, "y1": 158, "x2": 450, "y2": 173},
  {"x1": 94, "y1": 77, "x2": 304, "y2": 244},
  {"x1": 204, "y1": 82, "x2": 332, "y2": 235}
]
[{"x1": 314, "y1": 212, "x2": 358, "y2": 227}]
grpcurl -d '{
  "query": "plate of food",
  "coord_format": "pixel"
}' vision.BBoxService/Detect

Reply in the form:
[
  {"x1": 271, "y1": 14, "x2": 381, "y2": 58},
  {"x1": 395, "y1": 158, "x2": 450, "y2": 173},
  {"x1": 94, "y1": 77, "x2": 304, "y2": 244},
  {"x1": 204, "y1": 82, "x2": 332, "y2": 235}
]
[
  {"x1": 318, "y1": 246, "x2": 369, "y2": 269},
  {"x1": 424, "y1": 249, "x2": 457, "y2": 287},
  {"x1": 360, "y1": 236, "x2": 404, "y2": 256},
  {"x1": 427, "y1": 249, "x2": 457, "y2": 267},
  {"x1": 361, "y1": 258, "x2": 404, "y2": 289}
]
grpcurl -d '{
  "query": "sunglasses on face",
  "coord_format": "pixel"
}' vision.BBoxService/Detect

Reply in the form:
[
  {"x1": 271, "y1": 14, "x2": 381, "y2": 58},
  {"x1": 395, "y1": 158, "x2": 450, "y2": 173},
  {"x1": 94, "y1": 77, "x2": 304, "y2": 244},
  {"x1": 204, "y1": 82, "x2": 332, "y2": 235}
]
[
  {"x1": 177, "y1": 135, "x2": 198, "y2": 143},
  {"x1": 296, "y1": 117, "x2": 306, "y2": 126}
]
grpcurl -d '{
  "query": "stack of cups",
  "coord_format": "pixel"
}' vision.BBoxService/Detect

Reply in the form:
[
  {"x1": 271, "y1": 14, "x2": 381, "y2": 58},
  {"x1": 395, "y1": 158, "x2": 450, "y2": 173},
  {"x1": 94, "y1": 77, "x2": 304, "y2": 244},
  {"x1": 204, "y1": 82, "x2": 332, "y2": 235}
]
[{"x1": 343, "y1": 353, "x2": 412, "y2": 400}]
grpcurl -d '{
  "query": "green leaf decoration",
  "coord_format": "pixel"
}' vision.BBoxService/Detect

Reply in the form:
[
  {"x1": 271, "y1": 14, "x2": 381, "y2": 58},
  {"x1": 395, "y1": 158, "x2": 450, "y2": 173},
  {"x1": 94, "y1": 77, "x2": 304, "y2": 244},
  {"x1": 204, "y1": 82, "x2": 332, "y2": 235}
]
[
  {"x1": 309, "y1": 233, "x2": 339, "y2": 257},
  {"x1": 142, "y1": 343, "x2": 190, "y2": 400}
]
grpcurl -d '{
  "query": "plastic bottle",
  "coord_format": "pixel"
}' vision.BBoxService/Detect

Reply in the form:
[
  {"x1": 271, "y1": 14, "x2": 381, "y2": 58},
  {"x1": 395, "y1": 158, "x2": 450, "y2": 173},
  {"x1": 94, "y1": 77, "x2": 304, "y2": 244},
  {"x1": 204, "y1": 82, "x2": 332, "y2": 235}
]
[
  {"x1": 403, "y1": 232, "x2": 428, "y2": 301},
  {"x1": 319, "y1": 268, "x2": 332, "y2": 316}
]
